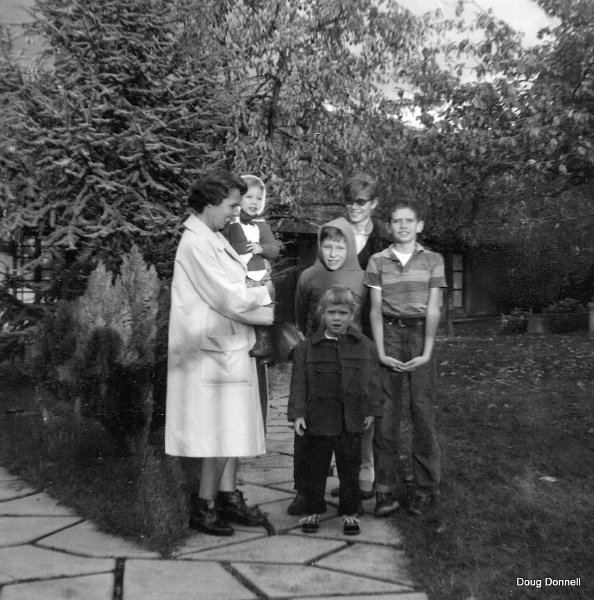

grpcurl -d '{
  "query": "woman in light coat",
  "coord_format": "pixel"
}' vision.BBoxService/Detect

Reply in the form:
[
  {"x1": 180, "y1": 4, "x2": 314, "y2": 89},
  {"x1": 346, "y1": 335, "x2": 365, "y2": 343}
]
[{"x1": 166, "y1": 170, "x2": 274, "y2": 536}]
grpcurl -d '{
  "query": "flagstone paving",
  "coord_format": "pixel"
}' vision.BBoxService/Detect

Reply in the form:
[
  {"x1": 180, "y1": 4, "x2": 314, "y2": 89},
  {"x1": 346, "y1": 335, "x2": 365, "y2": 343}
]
[{"x1": 0, "y1": 364, "x2": 427, "y2": 600}]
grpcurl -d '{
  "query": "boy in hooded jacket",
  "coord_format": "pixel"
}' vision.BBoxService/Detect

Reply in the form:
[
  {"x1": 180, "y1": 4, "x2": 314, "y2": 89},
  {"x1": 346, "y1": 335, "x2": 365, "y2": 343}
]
[
  {"x1": 223, "y1": 175, "x2": 282, "y2": 359},
  {"x1": 288, "y1": 217, "x2": 369, "y2": 515},
  {"x1": 294, "y1": 217, "x2": 366, "y2": 337}
]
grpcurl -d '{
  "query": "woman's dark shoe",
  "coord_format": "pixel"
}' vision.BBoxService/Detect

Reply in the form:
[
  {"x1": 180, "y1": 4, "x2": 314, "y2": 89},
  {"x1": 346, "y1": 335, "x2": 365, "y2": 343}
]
[
  {"x1": 189, "y1": 496, "x2": 233, "y2": 536},
  {"x1": 215, "y1": 490, "x2": 267, "y2": 526}
]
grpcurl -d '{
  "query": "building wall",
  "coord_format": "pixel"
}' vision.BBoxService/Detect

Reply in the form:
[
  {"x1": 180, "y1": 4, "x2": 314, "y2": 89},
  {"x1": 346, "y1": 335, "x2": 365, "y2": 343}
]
[{"x1": 464, "y1": 248, "x2": 510, "y2": 316}]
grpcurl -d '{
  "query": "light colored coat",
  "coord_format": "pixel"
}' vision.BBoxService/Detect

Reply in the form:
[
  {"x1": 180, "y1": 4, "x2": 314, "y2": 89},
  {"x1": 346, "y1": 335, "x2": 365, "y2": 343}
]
[{"x1": 165, "y1": 214, "x2": 273, "y2": 457}]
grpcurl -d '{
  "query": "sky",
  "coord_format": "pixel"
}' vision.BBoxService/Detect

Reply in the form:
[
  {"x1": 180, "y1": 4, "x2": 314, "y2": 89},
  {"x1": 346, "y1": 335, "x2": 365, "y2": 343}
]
[{"x1": 396, "y1": 0, "x2": 557, "y2": 47}]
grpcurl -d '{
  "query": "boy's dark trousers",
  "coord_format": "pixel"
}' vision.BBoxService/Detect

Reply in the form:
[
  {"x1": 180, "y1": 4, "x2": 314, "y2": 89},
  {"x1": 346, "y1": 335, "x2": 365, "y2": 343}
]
[
  {"x1": 299, "y1": 430, "x2": 362, "y2": 515},
  {"x1": 374, "y1": 321, "x2": 440, "y2": 493}
]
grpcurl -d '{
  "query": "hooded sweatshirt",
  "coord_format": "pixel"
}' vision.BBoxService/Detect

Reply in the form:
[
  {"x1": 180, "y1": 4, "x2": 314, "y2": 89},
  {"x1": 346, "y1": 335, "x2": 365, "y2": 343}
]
[{"x1": 295, "y1": 217, "x2": 367, "y2": 337}]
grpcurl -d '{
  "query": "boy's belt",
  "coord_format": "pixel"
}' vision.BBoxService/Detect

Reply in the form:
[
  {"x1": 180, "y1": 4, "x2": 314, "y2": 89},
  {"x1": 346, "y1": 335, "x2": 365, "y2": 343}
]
[{"x1": 383, "y1": 315, "x2": 425, "y2": 328}]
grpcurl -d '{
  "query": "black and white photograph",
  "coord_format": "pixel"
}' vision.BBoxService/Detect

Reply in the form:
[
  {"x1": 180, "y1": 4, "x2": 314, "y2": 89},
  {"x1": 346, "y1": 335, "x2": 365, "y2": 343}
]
[{"x1": 1, "y1": 0, "x2": 592, "y2": 598}]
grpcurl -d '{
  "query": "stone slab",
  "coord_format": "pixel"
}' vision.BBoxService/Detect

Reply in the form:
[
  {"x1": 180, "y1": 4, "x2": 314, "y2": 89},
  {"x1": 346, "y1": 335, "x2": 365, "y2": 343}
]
[
  {"x1": 188, "y1": 535, "x2": 346, "y2": 564},
  {"x1": 0, "y1": 467, "x2": 19, "y2": 482},
  {"x1": 1, "y1": 573, "x2": 114, "y2": 600},
  {"x1": 231, "y1": 563, "x2": 409, "y2": 598},
  {"x1": 173, "y1": 527, "x2": 267, "y2": 557},
  {"x1": 240, "y1": 453, "x2": 294, "y2": 469},
  {"x1": 263, "y1": 439, "x2": 294, "y2": 454},
  {"x1": 237, "y1": 467, "x2": 293, "y2": 486},
  {"x1": 124, "y1": 559, "x2": 257, "y2": 600},
  {"x1": 0, "y1": 491, "x2": 76, "y2": 516},
  {"x1": 289, "y1": 514, "x2": 404, "y2": 546},
  {"x1": 0, "y1": 516, "x2": 80, "y2": 546},
  {"x1": 235, "y1": 483, "x2": 294, "y2": 507},
  {"x1": 297, "y1": 595, "x2": 428, "y2": 600},
  {"x1": 314, "y1": 543, "x2": 414, "y2": 585},
  {"x1": 37, "y1": 520, "x2": 159, "y2": 558},
  {"x1": 255, "y1": 498, "x2": 335, "y2": 534},
  {"x1": 263, "y1": 433, "x2": 294, "y2": 441},
  {"x1": 0, "y1": 545, "x2": 114, "y2": 583},
  {"x1": 0, "y1": 479, "x2": 37, "y2": 501}
]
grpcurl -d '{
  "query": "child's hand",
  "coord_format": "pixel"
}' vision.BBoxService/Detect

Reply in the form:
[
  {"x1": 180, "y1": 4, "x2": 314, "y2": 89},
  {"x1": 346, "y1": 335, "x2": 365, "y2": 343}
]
[
  {"x1": 379, "y1": 355, "x2": 406, "y2": 372},
  {"x1": 294, "y1": 418, "x2": 307, "y2": 437},
  {"x1": 401, "y1": 354, "x2": 431, "y2": 371},
  {"x1": 364, "y1": 416, "x2": 374, "y2": 430},
  {"x1": 246, "y1": 242, "x2": 263, "y2": 255}
]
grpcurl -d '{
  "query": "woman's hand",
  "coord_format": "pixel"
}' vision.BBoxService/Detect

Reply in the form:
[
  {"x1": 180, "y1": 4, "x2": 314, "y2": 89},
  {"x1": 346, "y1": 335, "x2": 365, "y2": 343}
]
[
  {"x1": 294, "y1": 418, "x2": 307, "y2": 437},
  {"x1": 364, "y1": 416, "x2": 375, "y2": 430}
]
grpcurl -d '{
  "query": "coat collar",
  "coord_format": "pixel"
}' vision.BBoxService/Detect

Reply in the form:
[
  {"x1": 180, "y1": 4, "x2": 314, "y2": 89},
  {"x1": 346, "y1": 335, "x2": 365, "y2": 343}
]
[
  {"x1": 183, "y1": 214, "x2": 247, "y2": 268},
  {"x1": 311, "y1": 325, "x2": 362, "y2": 345}
]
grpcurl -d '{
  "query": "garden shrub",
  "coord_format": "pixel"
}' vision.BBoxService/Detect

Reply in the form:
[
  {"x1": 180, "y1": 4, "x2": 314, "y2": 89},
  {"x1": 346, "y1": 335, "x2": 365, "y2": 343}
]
[
  {"x1": 24, "y1": 245, "x2": 160, "y2": 453},
  {"x1": 499, "y1": 308, "x2": 529, "y2": 334}
]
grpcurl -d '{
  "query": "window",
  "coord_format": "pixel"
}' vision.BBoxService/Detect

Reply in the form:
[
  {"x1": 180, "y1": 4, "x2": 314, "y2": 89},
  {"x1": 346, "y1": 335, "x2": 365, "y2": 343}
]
[
  {"x1": 1, "y1": 233, "x2": 53, "y2": 304},
  {"x1": 450, "y1": 253, "x2": 464, "y2": 309}
]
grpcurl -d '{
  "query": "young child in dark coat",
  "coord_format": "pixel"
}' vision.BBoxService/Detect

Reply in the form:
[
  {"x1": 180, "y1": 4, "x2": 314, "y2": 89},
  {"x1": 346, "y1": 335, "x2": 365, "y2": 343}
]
[{"x1": 288, "y1": 286, "x2": 382, "y2": 536}]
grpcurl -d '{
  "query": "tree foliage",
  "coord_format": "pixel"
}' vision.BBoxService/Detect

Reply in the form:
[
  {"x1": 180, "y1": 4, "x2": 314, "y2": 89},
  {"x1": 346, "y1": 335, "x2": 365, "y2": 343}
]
[
  {"x1": 1, "y1": 0, "x2": 231, "y2": 278},
  {"x1": 0, "y1": 0, "x2": 592, "y2": 304}
]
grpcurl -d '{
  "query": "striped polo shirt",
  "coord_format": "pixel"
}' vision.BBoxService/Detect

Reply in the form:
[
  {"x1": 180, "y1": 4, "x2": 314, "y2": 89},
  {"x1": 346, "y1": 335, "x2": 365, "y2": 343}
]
[{"x1": 363, "y1": 243, "x2": 447, "y2": 318}]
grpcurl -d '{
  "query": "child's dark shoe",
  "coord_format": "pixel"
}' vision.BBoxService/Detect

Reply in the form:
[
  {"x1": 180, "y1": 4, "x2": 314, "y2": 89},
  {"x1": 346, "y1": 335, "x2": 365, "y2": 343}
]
[
  {"x1": 215, "y1": 490, "x2": 266, "y2": 526},
  {"x1": 249, "y1": 329, "x2": 272, "y2": 359},
  {"x1": 342, "y1": 514, "x2": 361, "y2": 536},
  {"x1": 407, "y1": 489, "x2": 438, "y2": 517},
  {"x1": 374, "y1": 492, "x2": 400, "y2": 517},
  {"x1": 287, "y1": 492, "x2": 308, "y2": 515},
  {"x1": 299, "y1": 513, "x2": 320, "y2": 533}
]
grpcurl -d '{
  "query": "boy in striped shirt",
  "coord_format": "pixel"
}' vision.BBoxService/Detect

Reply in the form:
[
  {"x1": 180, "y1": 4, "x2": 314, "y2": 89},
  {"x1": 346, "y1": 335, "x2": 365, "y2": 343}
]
[{"x1": 364, "y1": 199, "x2": 447, "y2": 518}]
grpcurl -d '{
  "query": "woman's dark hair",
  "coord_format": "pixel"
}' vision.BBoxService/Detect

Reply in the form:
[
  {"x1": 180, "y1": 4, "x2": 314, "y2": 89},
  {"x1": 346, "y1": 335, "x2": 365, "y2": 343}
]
[{"x1": 188, "y1": 170, "x2": 247, "y2": 212}]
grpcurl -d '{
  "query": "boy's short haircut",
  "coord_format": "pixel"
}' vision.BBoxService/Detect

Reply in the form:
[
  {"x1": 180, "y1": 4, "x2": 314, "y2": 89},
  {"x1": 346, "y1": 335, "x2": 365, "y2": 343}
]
[
  {"x1": 390, "y1": 191, "x2": 425, "y2": 222},
  {"x1": 188, "y1": 170, "x2": 247, "y2": 212},
  {"x1": 316, "y1": 285, "x2": 359, "y2": 318},
  {"x1": 343, "y1": 173, "x2": 378, "y2": 203},
  {"x1": 320, "y1": 226, "x2": 346, "y2": 244}
]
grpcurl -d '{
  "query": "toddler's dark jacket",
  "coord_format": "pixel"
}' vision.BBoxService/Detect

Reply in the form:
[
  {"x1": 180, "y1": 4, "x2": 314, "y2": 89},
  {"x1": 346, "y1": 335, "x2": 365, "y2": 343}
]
[{"x1": 287, "y1": 326, "x2": 382, "y2": 436}]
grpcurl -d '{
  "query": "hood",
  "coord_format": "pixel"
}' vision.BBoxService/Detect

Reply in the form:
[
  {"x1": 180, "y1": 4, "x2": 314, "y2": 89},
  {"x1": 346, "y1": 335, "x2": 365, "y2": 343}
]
[
  {"x1": 240, "y1": 174, "x2": 266, "y2": 216},
  {"x1": 313, "y1": 217, "x2": 361, "y2": 273}
]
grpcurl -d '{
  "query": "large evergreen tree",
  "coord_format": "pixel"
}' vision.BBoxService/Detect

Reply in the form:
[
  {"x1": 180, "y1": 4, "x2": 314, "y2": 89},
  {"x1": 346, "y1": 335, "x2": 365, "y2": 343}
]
[{"x1": 1, "y1": 0, "x2": 231, "y2": 281}]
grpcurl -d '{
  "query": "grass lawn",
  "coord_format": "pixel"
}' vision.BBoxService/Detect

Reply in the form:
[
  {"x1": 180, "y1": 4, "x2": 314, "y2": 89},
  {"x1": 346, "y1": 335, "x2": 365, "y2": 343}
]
[{"x1": 395, "y1": 324, "x2": 594, "y2": 600}]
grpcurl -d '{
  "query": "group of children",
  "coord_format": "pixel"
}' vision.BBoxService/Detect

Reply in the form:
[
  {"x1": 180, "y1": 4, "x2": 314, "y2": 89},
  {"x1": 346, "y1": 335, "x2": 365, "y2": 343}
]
[{"x1": 225, "y1": 173, "x2": 446, "y2": 538}]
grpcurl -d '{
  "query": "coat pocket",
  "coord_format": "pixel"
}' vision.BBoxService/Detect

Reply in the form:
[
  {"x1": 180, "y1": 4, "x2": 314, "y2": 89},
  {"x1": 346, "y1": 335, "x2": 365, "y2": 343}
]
[{"x1": 199, "y1": 334, "x2": 252, "y2": 386}]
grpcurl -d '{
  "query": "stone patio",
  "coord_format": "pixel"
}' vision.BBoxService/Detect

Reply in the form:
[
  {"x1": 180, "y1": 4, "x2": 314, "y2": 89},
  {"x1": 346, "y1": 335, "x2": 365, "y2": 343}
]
[{"x1": 0, "y1": 364, "x2": 427, "y2": 599}]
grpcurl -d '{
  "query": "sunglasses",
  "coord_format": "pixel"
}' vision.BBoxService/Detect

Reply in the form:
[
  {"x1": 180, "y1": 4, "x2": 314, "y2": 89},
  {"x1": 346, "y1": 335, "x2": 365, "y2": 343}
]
[{"x1": 345, "y1": 198, "x2": 371, "y2": 207}]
